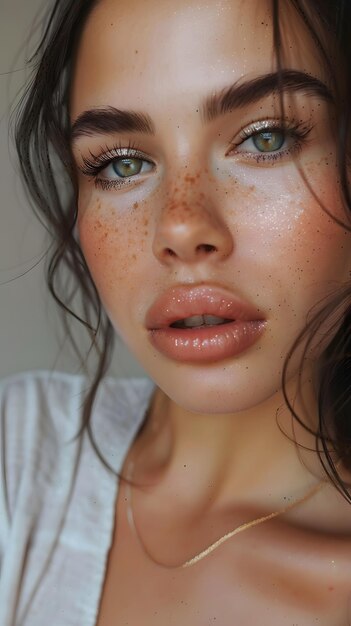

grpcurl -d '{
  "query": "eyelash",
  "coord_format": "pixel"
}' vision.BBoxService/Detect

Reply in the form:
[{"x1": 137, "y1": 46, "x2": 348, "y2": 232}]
[
  {"x1": 229, "y1": 118, "x2": 313, "y2": 163},
  {"x1": 78, "y1": 118, "x2": 313, "y2": 190},
  {"x1": 79, "y1": 140, "x2": 154, "y2": 191}
]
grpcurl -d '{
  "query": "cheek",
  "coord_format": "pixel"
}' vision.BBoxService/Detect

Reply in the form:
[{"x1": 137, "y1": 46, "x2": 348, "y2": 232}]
[
  {"x1": 229, "y1": 164, "x2": 350, "y2": 288},
  {"x1": 280, "y1": 164, "x2": 350, "y2": 287},
  {"x1": 77, "y1": 196, "x2": 150, "y2": 305}
]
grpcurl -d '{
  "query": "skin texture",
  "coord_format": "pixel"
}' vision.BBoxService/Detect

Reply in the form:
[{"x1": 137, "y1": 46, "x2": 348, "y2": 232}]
[
  {"x1": 70, "y1": 0, "x2": 351, "y2": 623},
  {"x1": 71, "y1": 0, "x2": 349, "y2": 416}
]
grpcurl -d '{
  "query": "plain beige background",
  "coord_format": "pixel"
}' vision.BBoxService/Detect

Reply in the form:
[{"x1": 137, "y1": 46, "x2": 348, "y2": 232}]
[{"x1": 0, "y1": 0, "x2": 144, "y2": 379}]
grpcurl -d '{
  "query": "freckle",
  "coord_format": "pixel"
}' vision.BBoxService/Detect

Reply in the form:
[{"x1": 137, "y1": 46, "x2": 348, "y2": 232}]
[{"x1": 184, "y1": 174, "x2": 196, "y2": 184}]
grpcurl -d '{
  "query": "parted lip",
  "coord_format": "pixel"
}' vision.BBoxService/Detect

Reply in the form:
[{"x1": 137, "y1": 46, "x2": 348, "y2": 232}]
[{"x1": 145, "y1": 285, "x2": 265, "y2": 330}]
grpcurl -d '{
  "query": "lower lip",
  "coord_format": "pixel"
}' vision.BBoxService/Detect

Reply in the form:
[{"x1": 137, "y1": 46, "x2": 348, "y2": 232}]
[{"x1": 148, "y1": 320, "x2": 266, "y2": 364}]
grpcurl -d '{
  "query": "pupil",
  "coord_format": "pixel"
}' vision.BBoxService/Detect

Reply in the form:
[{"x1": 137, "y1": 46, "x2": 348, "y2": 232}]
[
  {"x1": 113, "y1": 158, "x2": 143, "y2": 177},
  {"x1": 253, "y1": 131, "x2": 284, "y2": 152}
]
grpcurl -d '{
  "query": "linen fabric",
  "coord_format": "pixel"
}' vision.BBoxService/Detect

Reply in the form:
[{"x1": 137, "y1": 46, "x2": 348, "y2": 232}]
[{"x1": 0, "y1": 370, "x2": 153, "y2": 625}]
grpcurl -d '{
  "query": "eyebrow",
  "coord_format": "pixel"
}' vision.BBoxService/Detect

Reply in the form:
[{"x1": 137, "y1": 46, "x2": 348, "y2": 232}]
[
  {"x1": 202, "y1": 70, "x2": 333, "y2": 122},
  {"x1": 71, "y1": 107, "x2": 155, "y2": 142},
  {"x1": 71, "y1": 70, "x2": 333, "y2": 142}
]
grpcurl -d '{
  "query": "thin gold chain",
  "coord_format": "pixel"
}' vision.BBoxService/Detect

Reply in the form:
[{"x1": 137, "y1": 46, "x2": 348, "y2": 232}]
[{"x1": 125, "y1": 459, "x2": 327, "y2": 569}]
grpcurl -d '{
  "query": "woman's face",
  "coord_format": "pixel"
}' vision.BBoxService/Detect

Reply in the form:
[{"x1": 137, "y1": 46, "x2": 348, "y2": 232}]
[{"x1": 71, "y1": 0, "x2": 350, "y2": 414}]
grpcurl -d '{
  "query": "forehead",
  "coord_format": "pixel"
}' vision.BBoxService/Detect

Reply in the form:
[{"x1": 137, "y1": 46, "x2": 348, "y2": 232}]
[{"x1": 70, "y1": 0, "x2": 327, "y2": 120}]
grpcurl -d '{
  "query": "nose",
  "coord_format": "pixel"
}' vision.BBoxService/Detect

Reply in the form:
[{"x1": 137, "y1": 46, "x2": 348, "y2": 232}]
[{"x1": 152, "y1": 187, "x2": 234, "y2": 265}]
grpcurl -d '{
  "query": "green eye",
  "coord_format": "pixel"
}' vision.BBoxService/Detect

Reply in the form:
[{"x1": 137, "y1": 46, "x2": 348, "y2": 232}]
[
  {"x1": 112, "y1": 158, "x2": 143, "y2": 178},
  {"x1": 252, "y1": 131, "x2": 285, "y2": 153}
]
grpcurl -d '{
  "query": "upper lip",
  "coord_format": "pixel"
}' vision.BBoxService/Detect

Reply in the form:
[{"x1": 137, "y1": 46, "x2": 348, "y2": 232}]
[{"x1": 145, "y1": 285, "x2": 265, "y2": 330}]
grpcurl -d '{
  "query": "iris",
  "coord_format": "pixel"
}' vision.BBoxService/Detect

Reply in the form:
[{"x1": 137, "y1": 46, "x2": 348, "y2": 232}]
[
  {"x1": 112, "y1": 157, "x2": 143, "y2": 177},
  {"x1": 253, "y1": 130, "x2": 285, "y2": 152}
]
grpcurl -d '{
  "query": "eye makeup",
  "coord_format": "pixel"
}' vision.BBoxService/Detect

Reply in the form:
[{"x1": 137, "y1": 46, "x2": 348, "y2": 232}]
[
  {"x1": 229, "y1": 117, "x2": 313, "y2": 164},
  {"x1": 78, "y1": 141, "x2": 156, "y2": 190},
  {"x1": 76, "y1": 112, "x2": 315, "y2": 191}
]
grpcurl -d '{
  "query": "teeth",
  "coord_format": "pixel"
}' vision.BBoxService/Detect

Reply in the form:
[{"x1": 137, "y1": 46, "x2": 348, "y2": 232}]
[
  {"x1": 203, "y1": 315, "x2": 229, "y2": 326},
  {"x1": 174, "y1": 315, "x2": 204, "y2": 328},
  {"x1": 171, "y1": 315, "x2": 232, "y2": 328}
]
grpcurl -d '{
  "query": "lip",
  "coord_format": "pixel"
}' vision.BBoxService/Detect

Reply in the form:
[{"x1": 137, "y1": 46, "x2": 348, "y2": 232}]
[{"x1": 145, "y1": 285, "x2": 266, "y2": 363}]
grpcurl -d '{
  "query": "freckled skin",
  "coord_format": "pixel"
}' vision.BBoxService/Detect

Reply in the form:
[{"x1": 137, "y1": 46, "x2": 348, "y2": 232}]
[
  {"x1": 71, "y1": 2, "x2": 351, "y2": 622},
  {"x1": 77, "y1": 136, "x2": 350, "y2": 413}
]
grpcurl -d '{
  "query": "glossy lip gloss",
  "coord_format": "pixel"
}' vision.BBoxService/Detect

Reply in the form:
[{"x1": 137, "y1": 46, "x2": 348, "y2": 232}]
[{"x1": 145, "y1": 286, "x2": 266, "y2": 364}]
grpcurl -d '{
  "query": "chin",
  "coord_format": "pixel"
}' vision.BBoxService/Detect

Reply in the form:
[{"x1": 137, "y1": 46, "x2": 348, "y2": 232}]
[{"x1": 145, "y1": 358, "x2": 285, "y2": 416}]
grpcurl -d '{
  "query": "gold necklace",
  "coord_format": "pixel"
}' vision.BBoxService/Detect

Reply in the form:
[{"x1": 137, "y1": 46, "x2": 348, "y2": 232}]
[{"x1": 125, "y1": 458, "x2": 327, "y2": 569}]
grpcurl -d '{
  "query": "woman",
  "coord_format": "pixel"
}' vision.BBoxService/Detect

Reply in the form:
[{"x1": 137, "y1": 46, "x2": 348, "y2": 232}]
[{"x1": 1, "y1": 0, "x2": 351, "y2": 623}]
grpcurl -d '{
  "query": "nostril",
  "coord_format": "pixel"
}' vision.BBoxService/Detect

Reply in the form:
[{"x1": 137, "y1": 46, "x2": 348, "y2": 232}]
[
  {"x1": 165, "y1": 248, "x2": 177, "y2": 257},
  {"x1": 164, "y1": 243, "x2": 217, "y2": 259},
  {"x1": 196, "y1": 243, "x2": 217, "y2": 254}
]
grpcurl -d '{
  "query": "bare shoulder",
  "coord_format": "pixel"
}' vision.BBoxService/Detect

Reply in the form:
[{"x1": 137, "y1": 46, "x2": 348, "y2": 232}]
[{"x1": 254, "y1": 483, "x2": 351, "y2": 614}]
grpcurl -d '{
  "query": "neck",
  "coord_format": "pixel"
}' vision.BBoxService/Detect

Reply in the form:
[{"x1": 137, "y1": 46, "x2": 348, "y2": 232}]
[{"x1": 132, "y1": 371, "x2": 325, "y2": 511}]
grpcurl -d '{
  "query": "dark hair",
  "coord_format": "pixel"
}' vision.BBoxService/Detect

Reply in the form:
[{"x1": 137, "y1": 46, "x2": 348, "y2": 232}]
[{"x1": 13, "y1": 0, "x2": 351, "y2": 496}]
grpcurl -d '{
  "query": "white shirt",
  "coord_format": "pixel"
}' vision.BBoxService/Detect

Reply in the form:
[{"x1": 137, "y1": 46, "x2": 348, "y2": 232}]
[{"x1": 0, "y1": 370, "x2": 154, "y2": 625}]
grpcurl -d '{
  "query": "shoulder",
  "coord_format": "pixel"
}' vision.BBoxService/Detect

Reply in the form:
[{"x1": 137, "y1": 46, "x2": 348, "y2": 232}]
[
  {"x1": 0, "y1": 371, "x2": 154, "y2": 619},
  {"x1": 0, "y1": 369, "x2": 153, "y2": 519},
  {"x1": 0, "y1": 368, "x2": 153, "y2": 439},
  {"x1": 0, "y1": 367, "x2": 86, "y2": 414},
  {"x1": 0, "y1": 370, "x2": 88, "y2": 455}
]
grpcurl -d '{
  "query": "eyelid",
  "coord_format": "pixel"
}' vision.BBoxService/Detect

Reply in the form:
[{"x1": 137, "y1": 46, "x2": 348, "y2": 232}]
[
  {"x1": 77, "y1": 141, "x2": 157, "y2": 192},
  {"x1": 102, "y1": 146, "x2": 153, "y2": 163},
  {"x1": 80, "y1": 144, "x2": 155, "y2": 175},
  {"x1": 228, "y1": 117, "x2": 306, "y2": 148},
  {"x1": 226, "y1": 116, "x2": 313, "y2": 163}
]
